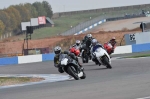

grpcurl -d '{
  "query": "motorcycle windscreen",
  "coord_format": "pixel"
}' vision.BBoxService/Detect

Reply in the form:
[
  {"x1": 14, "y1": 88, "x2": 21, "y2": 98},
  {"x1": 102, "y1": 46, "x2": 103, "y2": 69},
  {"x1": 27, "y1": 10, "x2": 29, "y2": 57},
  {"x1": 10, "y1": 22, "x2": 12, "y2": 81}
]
[
  {"x1": 59, "y1": 54, "x2": 68, "y2": 61},
  {"x1": 59, "y1": 54, "x2": 69, "y2": 65},
  {"x1": 93, "y1": 45, "x2": 102, "y2": 52},
  {"x1": 107, "y1": 43, "x2": 112, "y2": 48},
  {"x1": 95, "y1": 48, "x2": 101, "y2": 52}
]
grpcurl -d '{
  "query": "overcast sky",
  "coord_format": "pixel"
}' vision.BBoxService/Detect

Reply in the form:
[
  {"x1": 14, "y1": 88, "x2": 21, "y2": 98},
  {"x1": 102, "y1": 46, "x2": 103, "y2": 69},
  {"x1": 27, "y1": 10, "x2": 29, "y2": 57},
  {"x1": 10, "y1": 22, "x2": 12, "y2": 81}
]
[{"x1": 0, "y1": 0, "x2": 150, "y2": 13}]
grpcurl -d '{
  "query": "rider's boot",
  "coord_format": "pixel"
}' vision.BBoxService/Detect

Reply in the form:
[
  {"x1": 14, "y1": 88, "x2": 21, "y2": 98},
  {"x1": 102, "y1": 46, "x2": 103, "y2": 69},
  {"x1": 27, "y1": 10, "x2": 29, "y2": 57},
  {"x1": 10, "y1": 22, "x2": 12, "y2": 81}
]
[
  {"x1": 58, "y1": 67, "x2": 64, "y2": 73},
  {"x1": 78, "y1": 62, "x2": 84, "y2": 71}
]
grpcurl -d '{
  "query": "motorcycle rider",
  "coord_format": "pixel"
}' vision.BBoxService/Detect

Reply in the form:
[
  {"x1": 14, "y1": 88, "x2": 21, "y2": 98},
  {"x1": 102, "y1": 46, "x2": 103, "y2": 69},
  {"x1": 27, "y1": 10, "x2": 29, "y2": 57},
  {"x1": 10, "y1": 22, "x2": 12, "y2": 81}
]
[
  {"x1": 72, "y1": 40, "x2": 82, "y2": 50},
  {"x1": 108, "y1": 37, "x2": 117, "y2": 53},
  {"x1": 91, "y1": 39, "x2": 104, "y2": 65},
  {"x1": 81, "y1": 34, "x2": 94, "y2": 58},
  {"x1": 69, "y1": 40, "x2": 81, "y2": 56},
  {"x1": 82, "y1": 34, "x2": 94, "y2": 45},
  {"x1": 54, "y1": 46, "x2": 83, "y2": 73}
]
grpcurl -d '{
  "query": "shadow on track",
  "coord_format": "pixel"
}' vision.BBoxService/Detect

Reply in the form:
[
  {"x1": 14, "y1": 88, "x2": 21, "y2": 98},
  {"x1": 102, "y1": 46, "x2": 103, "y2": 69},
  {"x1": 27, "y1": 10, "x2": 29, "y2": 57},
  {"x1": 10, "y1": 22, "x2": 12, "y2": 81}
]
[
  {"x1": 83, "y1": 64, "x2": 98, "y2": 67},
  {"x1": 85, "y1": 67, "x2": 108, "y2": 71}
]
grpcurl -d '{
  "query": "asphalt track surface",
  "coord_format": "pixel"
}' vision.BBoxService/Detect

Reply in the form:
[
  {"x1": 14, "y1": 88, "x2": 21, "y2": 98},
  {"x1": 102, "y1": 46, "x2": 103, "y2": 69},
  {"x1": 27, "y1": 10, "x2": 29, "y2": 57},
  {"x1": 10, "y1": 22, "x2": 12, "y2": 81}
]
[{"x1": 0, "y1": 55, "x2": 150, "y2": 99}]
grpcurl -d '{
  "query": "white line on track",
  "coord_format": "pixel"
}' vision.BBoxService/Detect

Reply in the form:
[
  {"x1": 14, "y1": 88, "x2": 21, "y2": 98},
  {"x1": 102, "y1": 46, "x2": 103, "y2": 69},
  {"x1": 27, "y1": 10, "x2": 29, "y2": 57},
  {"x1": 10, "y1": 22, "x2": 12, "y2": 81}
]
[
  {"x1": 116, "y1": 57, "x2": 150, "y2": 60},
  {"x1": 136, "y1": 96, "x2": 150, "y2": 99}
]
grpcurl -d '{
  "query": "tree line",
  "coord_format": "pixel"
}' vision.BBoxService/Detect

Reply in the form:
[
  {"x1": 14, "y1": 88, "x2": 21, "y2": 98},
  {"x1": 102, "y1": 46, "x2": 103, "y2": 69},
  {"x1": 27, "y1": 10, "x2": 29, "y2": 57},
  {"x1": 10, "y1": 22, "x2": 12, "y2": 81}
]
[{"x1": 0, "y1": 1, "x2": 53, "y2": 36}]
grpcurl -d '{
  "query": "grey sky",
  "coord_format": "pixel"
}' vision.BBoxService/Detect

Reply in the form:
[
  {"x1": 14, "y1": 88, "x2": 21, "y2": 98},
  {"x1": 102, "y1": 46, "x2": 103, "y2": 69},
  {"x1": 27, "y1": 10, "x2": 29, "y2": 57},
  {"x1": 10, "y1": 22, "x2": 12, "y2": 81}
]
[{"x1": 0, "y1": 0, "x2": 150, "y2": 13}]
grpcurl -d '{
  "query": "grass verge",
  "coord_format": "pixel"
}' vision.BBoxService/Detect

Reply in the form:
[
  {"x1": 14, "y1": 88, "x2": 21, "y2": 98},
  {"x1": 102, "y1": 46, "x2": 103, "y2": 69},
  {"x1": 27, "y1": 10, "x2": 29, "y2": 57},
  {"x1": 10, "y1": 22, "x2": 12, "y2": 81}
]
[
  {"x1": 5, "y1": 9, "x2": 144, "y2": 41},
  {"x1": 0, "y1": 77, "x2": 44, "y2": 86}
]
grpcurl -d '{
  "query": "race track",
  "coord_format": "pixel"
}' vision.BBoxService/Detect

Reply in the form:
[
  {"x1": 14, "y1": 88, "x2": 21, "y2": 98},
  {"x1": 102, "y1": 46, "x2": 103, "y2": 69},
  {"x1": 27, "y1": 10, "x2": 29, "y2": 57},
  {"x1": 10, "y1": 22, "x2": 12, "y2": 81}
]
[{"x1": 0, "y1": 57, "x2": 150, "y2": 99}]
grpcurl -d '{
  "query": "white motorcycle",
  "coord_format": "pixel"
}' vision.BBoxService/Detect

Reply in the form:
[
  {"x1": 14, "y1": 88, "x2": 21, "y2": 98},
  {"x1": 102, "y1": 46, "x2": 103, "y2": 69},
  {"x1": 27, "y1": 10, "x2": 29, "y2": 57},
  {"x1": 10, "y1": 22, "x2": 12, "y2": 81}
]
[
  {"x1": 92, "y1": 45, "x2": 112, "y2": 69},
  {"x1": 59, "y1": 54, "x2": 86, "y2": 80}
]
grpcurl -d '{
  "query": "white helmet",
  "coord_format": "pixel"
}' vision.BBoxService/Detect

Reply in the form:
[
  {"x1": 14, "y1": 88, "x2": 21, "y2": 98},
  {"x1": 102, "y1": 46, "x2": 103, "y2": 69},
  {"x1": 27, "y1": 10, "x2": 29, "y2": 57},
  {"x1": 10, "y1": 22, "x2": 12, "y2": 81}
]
[
  {"x1": 54, "y1": 46, "x2": 61, "y2": 54},
  {"x1": 76, "y1": 40, "x2": 80, "y2": 46},
  {"x1": 87, "y1": 34, "x2": 92, "y2": 39},
  {"x1": 112, "y1": 37, "x2": 116, "y2": 40},
  {"x1": 92, "y1": 39, "x2": 98, "y2": 46}
]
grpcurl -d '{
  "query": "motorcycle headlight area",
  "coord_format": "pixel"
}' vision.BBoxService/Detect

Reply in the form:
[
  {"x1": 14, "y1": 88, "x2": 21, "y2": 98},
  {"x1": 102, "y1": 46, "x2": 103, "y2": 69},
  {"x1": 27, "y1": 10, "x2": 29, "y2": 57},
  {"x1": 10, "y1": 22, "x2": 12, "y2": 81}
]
[
  {"x1": 108, "y1": 43, "x2": 112, "y2": 48},
  {"x1": 61, "y1": 58, "x2": 68, "y2": 65},
  {"x1": 96, "y1": 48, "x2": 101, "y2": 52}
]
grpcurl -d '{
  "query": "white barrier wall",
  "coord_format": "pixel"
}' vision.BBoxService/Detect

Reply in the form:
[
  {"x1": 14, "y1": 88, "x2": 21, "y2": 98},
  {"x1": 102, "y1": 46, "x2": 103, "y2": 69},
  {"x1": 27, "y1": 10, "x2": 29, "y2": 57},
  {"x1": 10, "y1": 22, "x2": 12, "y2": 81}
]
[
  {"x1": 18, "y1": 55, "x2": 42, "y2": 64},
  {"x1": 113, "y1": 45, "x2": 132, "y2": 54},
  {"x1": 2, "y1": 43, "x2": 150, "y2": 65},
  {"x1": 135, "y1": 32, "x2": 150, "y2": 44}
]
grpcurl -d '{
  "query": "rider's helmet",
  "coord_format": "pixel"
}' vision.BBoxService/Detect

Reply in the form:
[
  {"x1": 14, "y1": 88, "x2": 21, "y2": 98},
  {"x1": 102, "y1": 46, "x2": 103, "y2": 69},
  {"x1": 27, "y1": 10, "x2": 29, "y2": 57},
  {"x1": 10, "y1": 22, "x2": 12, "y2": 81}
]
[
  {"x1": 87, "y1": 34, "x2": 92, "y2": 39},
  {"x1": 112, "y1": 37, "x2": 116, "y2": 41},
  {"x1": 91, "y1": 39, "x2": 98, "y2": 46},
  {"x1": 76, "y1": 40, "x2": 80, "y2": 46},
  {"x1": 54, "y1": 46, "x2": 61, "y2": 55}
]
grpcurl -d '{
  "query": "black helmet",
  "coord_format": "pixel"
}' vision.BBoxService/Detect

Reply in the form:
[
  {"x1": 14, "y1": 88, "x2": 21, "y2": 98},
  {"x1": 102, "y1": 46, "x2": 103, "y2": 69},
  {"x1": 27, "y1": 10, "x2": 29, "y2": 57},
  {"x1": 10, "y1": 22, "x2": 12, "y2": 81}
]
[
  {"x1": 54, "y1": 46, "x2": 61, "y2": 55},
  {"x1": 87, "y1": 34, "x2": 92, "y2": 39}
]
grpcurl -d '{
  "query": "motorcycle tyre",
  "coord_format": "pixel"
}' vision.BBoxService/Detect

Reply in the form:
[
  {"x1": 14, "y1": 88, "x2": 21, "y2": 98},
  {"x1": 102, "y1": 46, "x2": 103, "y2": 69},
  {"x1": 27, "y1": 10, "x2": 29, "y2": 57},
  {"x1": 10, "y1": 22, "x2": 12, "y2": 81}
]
[
  {"x1": 103, "y1": 56, "x2": 112, "y2": 69},
  {"x1": 80, "y1": 71, "x2": 86, "y2": 79},
  {"x1": 67, "y1": 66, "x2": 80, "y2": 80}
]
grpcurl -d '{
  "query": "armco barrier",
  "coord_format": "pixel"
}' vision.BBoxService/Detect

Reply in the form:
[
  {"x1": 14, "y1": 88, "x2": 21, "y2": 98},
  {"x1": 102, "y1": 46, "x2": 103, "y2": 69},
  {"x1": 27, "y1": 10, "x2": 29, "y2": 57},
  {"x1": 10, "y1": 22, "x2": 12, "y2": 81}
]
[
  {"x1": 18, "y1": 55, "x2": 42, "y2": 64},
  {"x1": 113, "y1": 45, "x2": 132, "y2": 55},
  {"x1": 0, "y1": 53, "x2": 55, "y2": 65},
  {"x1": 132, "y1": 43, "x2": 150, "y2": 53},
  {"x1": 0, "y1": 57, "x2": 18, "y2": 65},
  {"x1": 0, "y1": 43, "x2": 150, "y2": 65},
  {"x1": 113, "y1": 43, "x2": 150, "y2": 54},
  {"x1": 42, "y1": 53, "x2": 55, "y2": 61}
]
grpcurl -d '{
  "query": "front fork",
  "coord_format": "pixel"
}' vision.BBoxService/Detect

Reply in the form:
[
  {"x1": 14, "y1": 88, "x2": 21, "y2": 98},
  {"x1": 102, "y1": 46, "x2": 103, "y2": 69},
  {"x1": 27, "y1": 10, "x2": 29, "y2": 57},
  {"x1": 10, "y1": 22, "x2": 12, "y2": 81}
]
[{"x1": 80, "y1": 49, "x2": 84, "y2": 56}]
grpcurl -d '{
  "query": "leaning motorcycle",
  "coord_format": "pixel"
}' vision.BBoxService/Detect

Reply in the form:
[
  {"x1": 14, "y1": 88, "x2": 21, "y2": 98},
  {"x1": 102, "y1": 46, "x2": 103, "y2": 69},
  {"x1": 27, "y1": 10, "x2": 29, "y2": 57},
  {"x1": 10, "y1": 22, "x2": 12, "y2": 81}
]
[
  {"x1": 104, "y1": 43, "x2": 116, "y2": 55},
  {"x1": 59, "y1": 54, "x2": 86, "y2": 80},
  {"x1": 92, "y1": 45, "x2": 112, "y2": 69},
  {"x1": 69, "y1": 47, "x2": 80, "y2": 57}
]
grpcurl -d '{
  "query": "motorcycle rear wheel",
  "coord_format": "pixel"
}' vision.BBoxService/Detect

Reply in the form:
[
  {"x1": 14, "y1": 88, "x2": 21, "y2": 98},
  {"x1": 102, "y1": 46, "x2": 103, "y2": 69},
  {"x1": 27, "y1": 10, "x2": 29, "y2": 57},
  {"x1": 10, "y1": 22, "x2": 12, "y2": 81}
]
[{"x1": 82, "y1": 52, "x2": 88, "y2": 63}]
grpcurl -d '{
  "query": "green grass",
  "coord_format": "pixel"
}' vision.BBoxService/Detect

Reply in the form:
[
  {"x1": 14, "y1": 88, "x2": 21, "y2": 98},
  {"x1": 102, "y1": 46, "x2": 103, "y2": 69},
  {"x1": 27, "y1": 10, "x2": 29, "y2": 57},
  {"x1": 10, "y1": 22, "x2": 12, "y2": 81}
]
[
  {"x1": 12, "y1": 8, "x2": 149, "y2": 40},
  {"x1": 124, "y1": 54, "x2": 150, "y2": 58},
  {"x1": 15, "y1": 12, "x2": 105, "y2": 40},
  {"x1": 0, "y1": 77, "x2": 43, "y2": 86},
  {"x1": 33, "y1": 13, "x2": 104, "y2": 38},
  {"x1": 0, "y1": 77, "x2": 31, "y2": 86},
  {"x1": 32, "y1": 9, "x2": 148, "y2": 39}
]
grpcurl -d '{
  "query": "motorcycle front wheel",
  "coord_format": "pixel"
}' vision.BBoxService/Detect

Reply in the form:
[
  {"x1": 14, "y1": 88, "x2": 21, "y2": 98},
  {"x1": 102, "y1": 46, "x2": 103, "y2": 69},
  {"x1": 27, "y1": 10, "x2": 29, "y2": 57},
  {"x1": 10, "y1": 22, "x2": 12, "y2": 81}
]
[
  {"x1": 67, "y1": 66, "x2": 80, "y2": 80},
  {"x1": 102, "y1": 56, "x2": 112, "y2": 69},
  {"x1": 80, "y1": 71, "x2": 86, "y2": 79}
]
